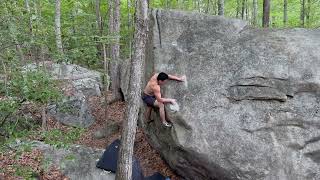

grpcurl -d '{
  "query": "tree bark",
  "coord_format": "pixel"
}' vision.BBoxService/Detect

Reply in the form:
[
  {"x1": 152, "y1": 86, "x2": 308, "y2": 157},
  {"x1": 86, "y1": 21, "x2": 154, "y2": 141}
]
[
  {"x1": 96, "y1": 0, "x2": 103, "y2": 36},
  {"x1": 236, "y1": 0, "x2": 241, "y2": 18},
  {"x1": 41, "y1": 105, "x2": 47, "y2": 131},
  {"x1": 25, "y1": 0, "x2": 34, "y2": 61},
  {"x1": 241, "y1": 0, "x2": 245, "y2": 19},
  {"x1": 1, "y1": 58, "x2": 8, "y2": 96},
  {"x1": 245, "y1": 0, "x2": 249, "y2": 20},
  {"x1": 283, "y1": 0, "x2": 288, "y2": 26},
  {"x1": 95, "y1": 0, "x2": 105, "y2": 65},
  {"x1": 300, "y1": 0, "x2": 305, "y2": 27},
  {"x1": 107, "y1": 0, "x2": 114, "y2": 77},
  {"x1": 306, "y1": 0, "x2": 310, "y2": 26},
  {"x1": 55, "y1": 0, "x2": 64, "y2": 55},
  {"x1": 115, "y1": 0, "x2": 148, "y2": 179},
  {"x1": 218, "y1": 0, "x2": 224, "y2": 16},
  {"x1": 262, "y1": 0, "x2": 270, "y2": 27},
  {"x1": 253, "y1": 0, "x2": 258, "y2": 26},
  {"x1": 127, "y1": 0, "x2": 132, "y2": 59},
  {"x1": 206, "y1": 0, "x2": 210, "y2": 13},
  {"x1": 110, "y1": 0, "x2": 122, "y2": 102}
]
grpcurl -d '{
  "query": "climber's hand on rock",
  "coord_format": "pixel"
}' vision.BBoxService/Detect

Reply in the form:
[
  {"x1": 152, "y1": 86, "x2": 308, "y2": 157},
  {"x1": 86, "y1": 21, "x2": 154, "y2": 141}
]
[{"x1": 178, "y1": 75, "x2": 186, "y2": 82}]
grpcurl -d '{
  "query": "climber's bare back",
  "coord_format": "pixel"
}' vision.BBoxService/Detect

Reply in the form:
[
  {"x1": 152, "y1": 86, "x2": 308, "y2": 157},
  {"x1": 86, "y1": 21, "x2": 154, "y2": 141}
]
[{"x1": 143, "y1": 73, "x2": 159, "y2": 96}]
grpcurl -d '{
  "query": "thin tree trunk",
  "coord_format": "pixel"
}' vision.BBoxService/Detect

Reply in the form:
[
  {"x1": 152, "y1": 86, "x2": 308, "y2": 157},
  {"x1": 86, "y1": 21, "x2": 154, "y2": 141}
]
[
  {"x1": 306, "y1": 0, "x2": 310, "y2": 26},
  {"x1": 283, "y1": 0, "x2": 288, "y2": 26},
  {"x1": 127, "y1": 0, "x2": 132, "y2": 59},
  {"x1": 218, "y1": 0, "x2": 224, "y2": 16},
  {"x1": 211, "y1": 0, "x2": 215, "y2": 15},
  {"x1": 103, "y1": 43, "x2": 108, "y2": 90},
  {"x1": 206, "y1": 0, "x2": 210, "y2": 13},
  {"x1": 115, "y1": 0, "x2": 148, "y2": 179},
  {"x1": 110, "y1": 0, "x2": 122, "y2": 102},
  {"x1": 300, "y1": 0, "x2": 305, "y2": 27},
  {"x1": 25, "y1": 0, "x2": 34, "y2": 62},
  {"x1": 96, "y1": 0, "x2": 103, "y2": 36},
  {"x1": 1, "y1": 58, "x2": 8, "y2": 96},
  {"x1": 241, "y1": 0, "x2": 245, "y2": 19},
  {"x1": 55, "y1": 0, "x2": 64, "y2": 55},
  {"x1": 41, "y1": 105, "x2": 47, "y2": 131},
  {"x1": 236, "y1": 0, "x2": 241, "y2": 18},
  {"x1": 262, "y1": 0, "x2": 270, "y2": 27},
  {"x1": 253, "y1": 0, "x2": 258, "y2": 26},
  {"x1": 108, "y1": 0, "x2": 114, "y2": 76},
  {"x1": 245, "y1": 0, "x2": 249, "y2": 20},
  {"x1": 37, "y1": 1, "x2": 46, "y2": 63},
  {"x1": 95, "y1": 0, "x2": 104, "y2": 62}
]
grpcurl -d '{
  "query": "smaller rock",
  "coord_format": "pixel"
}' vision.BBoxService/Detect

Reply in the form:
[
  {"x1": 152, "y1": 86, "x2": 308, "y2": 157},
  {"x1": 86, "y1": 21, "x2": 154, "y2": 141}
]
[{"x1": 93, "y1": 121, "x2": 120, "y2": 139}]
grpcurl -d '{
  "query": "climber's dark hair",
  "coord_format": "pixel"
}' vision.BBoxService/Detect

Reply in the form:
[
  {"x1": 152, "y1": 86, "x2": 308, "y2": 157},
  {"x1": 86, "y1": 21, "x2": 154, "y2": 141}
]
[{"x1": 157, "y1": 72, "x2": 169, "y2": 81}]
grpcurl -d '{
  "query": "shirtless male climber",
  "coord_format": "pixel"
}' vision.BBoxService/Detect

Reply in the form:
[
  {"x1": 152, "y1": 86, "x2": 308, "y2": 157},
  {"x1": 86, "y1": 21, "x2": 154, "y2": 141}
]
[{"x1": 142, "y1": 72, "x2": 185, "y2": 127}]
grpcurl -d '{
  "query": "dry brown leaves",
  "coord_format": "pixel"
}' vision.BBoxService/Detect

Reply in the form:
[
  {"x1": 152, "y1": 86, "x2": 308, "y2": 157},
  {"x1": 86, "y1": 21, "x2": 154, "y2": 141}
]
[
  {"x1": 1, "y1": 91, "x2": 181, "y2": 180},
  {"x1": 75, "y1": 92, "x2": 182, "y2": 179}
]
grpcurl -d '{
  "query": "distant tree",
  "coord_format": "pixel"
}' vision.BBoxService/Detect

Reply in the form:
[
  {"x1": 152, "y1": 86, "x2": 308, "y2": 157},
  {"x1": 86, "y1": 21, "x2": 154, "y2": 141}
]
[
  {"x1": 284, "y1": 0, "x2": 288, "y2": 26},
  {"x1": 263, "y1": 0, "x2": 270, "y2": 27},
  {"x1": 241, "y1": 0, "x2": 245, "y2": 19},
  {"x1": 55, "y1": 0, "x2": 64, "y2": 56},
  {"x1": 253, "y1": 0, "x2": 258, "y2": 26},
  {"x1": 306, "y1": 0, "x2": 311, "y2": 26},
  {"x1": 237, "y1": 0, "x2": 241, "y2": 18},
  {"x1": 300, "y1": 0, "x2": 305, "y2": 27},
  {"x1": 110, "y1": 0, "x2": 122, "y2": 102},
  {"x1": 218, "y1": 0, "x2": 224, "y2": 15}
]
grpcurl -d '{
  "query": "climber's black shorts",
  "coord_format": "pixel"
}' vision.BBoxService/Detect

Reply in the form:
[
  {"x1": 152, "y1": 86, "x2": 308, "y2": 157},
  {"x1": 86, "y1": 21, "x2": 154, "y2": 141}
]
[{"x1": 142, "y1": 93, "x2": 156, "y2": 107}]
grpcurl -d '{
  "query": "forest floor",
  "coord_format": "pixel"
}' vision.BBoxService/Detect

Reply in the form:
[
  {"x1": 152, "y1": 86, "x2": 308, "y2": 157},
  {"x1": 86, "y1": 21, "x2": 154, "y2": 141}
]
[{"x1": 0, "y1": 92, "x2": 181, "y2": 180}]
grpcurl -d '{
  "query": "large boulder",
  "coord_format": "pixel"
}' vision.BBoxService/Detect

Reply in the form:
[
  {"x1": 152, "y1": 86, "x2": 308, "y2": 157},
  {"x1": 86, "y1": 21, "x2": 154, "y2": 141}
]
[
  {"x1": 24, "y1": 62, "x2": 102, "y2": 128},
  {"x1": 33, "y1": 141, "x2": 115, "y2": 180},
  {"x1": 140, "y1": 9, "x2": 320, "y2": 180}
]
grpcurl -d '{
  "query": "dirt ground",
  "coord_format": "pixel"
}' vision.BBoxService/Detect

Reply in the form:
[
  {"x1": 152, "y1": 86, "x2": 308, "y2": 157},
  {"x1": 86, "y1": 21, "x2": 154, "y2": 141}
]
[
  {"x1": 0, "y1": 93, "x2": 182, "y2": 180},
  {"x1": 77, "y1": 95, "x2": 181, "y2": 179}
]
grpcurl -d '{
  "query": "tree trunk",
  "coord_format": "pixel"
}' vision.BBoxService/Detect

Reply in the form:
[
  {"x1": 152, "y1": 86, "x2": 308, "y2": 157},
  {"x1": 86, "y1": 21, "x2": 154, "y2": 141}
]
[
  {"x1": 283, "y1": 0, "x2": 288, "y2": 26},
  {"x1": 108, "y1": 0, "x2": 114, "y2": 77},
  {"x1": 34, "y1": 1, "x2": 43, "y2": 65},
  {"x1": 245, "y1": 0, "x2": 249, "y2": 20},
  {"x1": 253, "y1": 0, "x2": 258, "y2": 26},
  {"x1": 262, "y1": 0, "x2": 270, "y2": 27},
  {"x1": 1, "y1": 58, "x2": 8, "y2": 96},
  {"x1": 41, "y1": 105, "x2": 47, "y2": 131},
  {"x1": 96, "y1": 0, "x2": 103, "y2": 36},
  {"x1": 127, "y1": 0, "x2": 132, "y2": 59},
  {"x1": 110, "y1": 0, "x2": 122, "y2": 102},
  {"x1": 236, "y1": 0, "x2": 241, "y2": 18},
  {"x1": 206, "y1": 0, "x2": 210, "y2": 13},
  {"x1": 25, "y1": 0, "x2": 34, "y2": 61},
  {"x1": 300, "y1": 0, "x2": 305, "y2": 27},
  {"x1": 55, "y1": 0, "x2": 64, "y2": 55},
  {"x1": 306, "y1": 0, "x2": 310, "y2": 26},
  {"x1": 95, "y1": 0, "x2": 104, "y2": 63},
  {"x1": 218, "y1": 0, "x2": 224, "y2": 16},
  {"x1": 115, "y1": 0, "x2": 148, "y2": 179},
  {"x1": 241, "y1": 0, "x2": 245, "y2": 19}
]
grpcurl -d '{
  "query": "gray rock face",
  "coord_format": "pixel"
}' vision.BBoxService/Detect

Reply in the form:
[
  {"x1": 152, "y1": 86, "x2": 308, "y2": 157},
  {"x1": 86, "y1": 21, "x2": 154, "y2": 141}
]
[
  {"x1": 141, "y1": 9, "x2": 320, "y2": 180},
  {"x1": 34, "y1": 141, "x2": 115, "y2": 180},
  {"x1": 48, "y1": 93, "x2": 94, "y2": 128},
  {"x1": 25, "y1": 62, "x2": 102, "y2": 128},
  {"x1": 93, "y1": 121, "x2": 120, "y2": 139}
]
